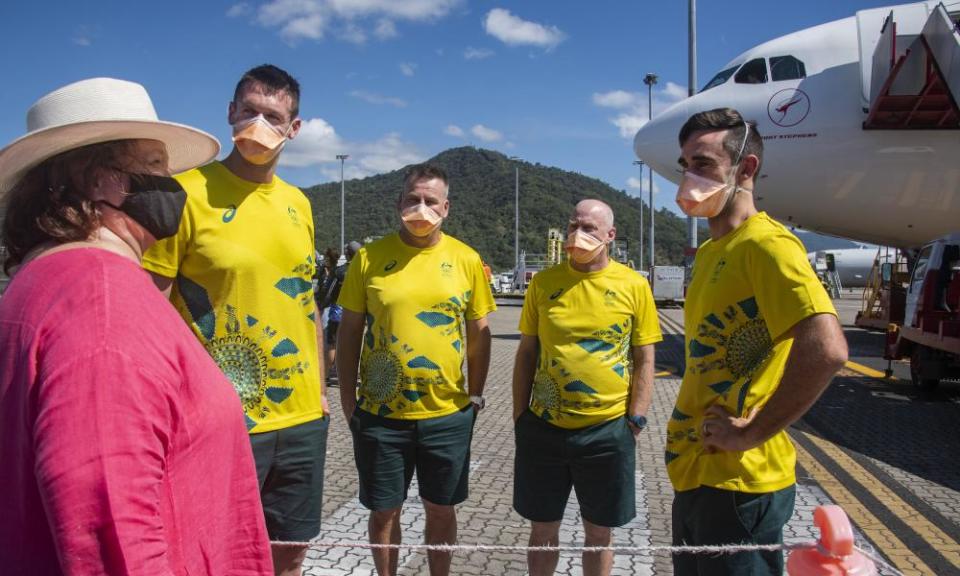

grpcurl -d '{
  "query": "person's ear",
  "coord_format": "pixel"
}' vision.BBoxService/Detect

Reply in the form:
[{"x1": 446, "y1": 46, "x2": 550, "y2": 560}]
[
  {"x1": 288, "y1": 117, "x2": 302, "y2": 140},
  {"x1": 739, "y1": 154, "x2": 760, "y2": 184}
]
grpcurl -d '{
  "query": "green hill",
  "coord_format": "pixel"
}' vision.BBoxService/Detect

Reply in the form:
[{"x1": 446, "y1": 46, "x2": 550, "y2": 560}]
[{"x1": 302, "y1": 146, "x2": 704, "y2": 270}]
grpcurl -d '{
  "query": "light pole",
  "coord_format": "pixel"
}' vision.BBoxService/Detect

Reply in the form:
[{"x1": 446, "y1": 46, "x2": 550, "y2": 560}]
[
  {"x1": 336, "y1": 154, "x2": 349, "y2": 253},
  {"x1": 644, "y1": 73, "x2": 658, "y2": 270},
  {"x1": 509, "y1": 156, "x2": 521, "y2": 275},
  {"x1": 633, "y1": 160, "x2": 644, "y2": 271},
  {"x1": 687, "y1": 0, "x2": 699, "y2": 255}
]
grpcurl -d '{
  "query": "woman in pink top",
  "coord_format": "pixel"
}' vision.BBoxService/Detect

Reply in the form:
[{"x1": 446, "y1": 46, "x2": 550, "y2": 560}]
[{"x1": 0, "y1": 78, "x2": 273, "y2": 575}]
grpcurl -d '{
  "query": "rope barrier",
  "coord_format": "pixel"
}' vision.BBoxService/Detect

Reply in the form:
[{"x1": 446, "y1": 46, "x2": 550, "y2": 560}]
[{"x1": 270, "y1": 539, "x2": 905, "y2": 575}]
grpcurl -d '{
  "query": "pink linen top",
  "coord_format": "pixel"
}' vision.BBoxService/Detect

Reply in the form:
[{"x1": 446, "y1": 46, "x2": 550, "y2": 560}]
[{"x1": 0, "y1": 248, "x2": 272, "y2": 575}]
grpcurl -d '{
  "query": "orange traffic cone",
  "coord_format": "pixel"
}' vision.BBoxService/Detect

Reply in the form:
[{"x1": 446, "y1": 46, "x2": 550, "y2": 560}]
[{"x1": 787, "y1": 505, "x2": 877, "y2": 575}]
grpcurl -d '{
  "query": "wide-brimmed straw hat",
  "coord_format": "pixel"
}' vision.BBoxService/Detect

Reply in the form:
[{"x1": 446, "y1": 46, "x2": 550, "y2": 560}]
[{"x1": 0, "y1": 77, "x2": 220, "y2": 196}]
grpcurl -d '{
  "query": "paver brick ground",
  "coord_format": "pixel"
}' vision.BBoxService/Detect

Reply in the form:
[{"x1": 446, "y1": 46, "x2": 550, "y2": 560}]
[{"x1": 304, "y1": 301, "x2": 942, "y2": 575}]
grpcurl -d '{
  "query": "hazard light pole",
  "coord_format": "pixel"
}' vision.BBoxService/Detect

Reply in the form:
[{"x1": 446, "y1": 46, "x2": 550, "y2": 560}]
[
  {"x1": 509, "y1": 156, "x2": 521, "y2": 277},
  {"x1": 644, "y1": 73, "x2": 658, "y2": 270},
  {"x1": 337, "y1": 154, "x2": 349, "y2": 253},
  {"x1": 633, "y1": 160, "x2": 644, "y2": 270},
  {"x1": 687, "y1": 0, "x2": 699, "y2": 257}
]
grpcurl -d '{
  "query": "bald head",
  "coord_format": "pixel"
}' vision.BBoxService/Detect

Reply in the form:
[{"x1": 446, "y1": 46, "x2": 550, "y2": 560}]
[
  {"x1": 574, "y1": 199, "x2": 614, "y2": 227},
  {"x1": 569, "y1": 199, "x2": 616, "y2": 243}
]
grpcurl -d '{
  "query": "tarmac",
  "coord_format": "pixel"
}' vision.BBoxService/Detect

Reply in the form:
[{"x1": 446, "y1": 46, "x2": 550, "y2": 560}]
[{"x1": 303, "y1": 292, "x2": 960, "y2": 575}]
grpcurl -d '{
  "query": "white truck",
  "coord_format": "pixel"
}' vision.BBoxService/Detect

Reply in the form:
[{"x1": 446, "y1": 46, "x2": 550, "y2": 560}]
[{"x1": 886, "y1": 233, "x2": 960, "y2": 389}]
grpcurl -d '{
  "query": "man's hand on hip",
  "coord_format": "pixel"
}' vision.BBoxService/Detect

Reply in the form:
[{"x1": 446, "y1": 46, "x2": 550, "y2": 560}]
[{"x1": 701, "y1": 404, "x2": 760, "y2": 453}]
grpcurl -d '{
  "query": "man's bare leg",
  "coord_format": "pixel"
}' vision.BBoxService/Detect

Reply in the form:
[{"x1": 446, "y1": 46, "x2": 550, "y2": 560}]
[
  {"x1": 527, "y1": 520, "x2": 561, "y2": 576},
  {"x1": 369, "y1": 507, "x2": 402, "y2": 575},
  {"x1": 271, "y1": 543, "x2": 308, "y2": 576},
  {"x1": 582, "y1": 520, "x2": 613, "y2": 576},
  {"x1": 423, "y1": 498, "x2": 457, "y2": 576}
]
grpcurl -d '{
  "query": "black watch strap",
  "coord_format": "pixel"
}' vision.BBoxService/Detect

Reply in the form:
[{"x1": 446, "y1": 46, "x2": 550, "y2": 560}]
[{"x1": 627, "y1": 414, "x2": 647, "y2": 429}]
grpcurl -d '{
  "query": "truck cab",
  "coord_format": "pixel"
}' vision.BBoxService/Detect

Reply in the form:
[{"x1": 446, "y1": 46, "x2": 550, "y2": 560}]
[{"x1": 893, "y1": 233, "x2": 960, "y2": 389}]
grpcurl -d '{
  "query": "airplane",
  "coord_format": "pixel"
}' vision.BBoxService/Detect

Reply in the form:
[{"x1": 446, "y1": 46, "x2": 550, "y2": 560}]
[
  {"x1": 807, "y1": 246, "x2": 896, "y2": 288},
  {"x1": 633, "y1": 1, "x2": 960, "y2": 250}
]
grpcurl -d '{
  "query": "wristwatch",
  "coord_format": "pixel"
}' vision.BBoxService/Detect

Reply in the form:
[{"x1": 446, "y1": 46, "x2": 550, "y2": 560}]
[
  {"x1": 626, "y1": 414, "x2": 647, "y2": 430},
  {"x1": 470, "y1": 395, "x2": 485, "y2": 409}
]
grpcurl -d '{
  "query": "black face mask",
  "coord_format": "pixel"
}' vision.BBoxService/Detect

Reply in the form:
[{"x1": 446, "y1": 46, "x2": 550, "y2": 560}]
[{"x1": 102, "y1": 174, "x2": 186, "y2": 240}]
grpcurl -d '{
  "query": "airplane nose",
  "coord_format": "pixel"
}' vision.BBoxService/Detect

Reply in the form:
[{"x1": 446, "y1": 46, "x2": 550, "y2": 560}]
[{"x1": 633, "y1": 98, "x2": 700, "y2": 184}]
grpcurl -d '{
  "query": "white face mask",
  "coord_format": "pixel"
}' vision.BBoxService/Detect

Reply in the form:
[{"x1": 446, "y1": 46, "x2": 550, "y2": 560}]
[
  {"x1": 675, "y1": 123, "x2": 751, "y2": 218},
  {"x1": 232, "y1": 115, "x2": 290, "y2": 165}
]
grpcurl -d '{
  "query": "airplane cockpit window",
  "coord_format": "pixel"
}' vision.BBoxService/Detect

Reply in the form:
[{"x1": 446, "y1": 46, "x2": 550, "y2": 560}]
[
  {"x1": 734, "y1": 58, "x2": 768, "y2": 84},
  {"x1": 701, "y1": 66, "x2": 737, "y2": 91},
  {"x1": 770, "y1": 55, "x2": 807, "y2": 81}
]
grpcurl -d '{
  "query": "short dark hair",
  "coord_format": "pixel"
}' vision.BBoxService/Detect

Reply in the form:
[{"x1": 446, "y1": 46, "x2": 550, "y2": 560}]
[
  {"x1": 679, "y1": 108, "x2": 763, "y2": 174},
  {"x1": 234, "y1": 64, "x2": 301, "y2": 118},
  {"x1": 2, "y1": 140, "x2": 139, "y2": 274},
  {"x1": 401, "y1": 164, "x2": 448, "y2": 198}
]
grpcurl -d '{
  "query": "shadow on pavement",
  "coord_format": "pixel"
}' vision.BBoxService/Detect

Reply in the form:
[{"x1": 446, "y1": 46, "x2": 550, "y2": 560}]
[{"x1": 803, "y1": 373, "x2": 960, "y2": 491}]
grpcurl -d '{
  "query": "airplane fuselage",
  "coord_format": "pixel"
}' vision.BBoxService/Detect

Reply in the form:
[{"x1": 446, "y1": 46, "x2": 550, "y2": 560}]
[{"x1": 634, "y1": 3, "x2": 960, "y2": 248}]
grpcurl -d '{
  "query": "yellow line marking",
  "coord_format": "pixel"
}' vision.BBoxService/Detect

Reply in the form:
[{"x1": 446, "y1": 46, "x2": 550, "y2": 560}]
[
  {"x1": 844, "y1": 360, "x2": 888, "y2": 379},
  {"x1": 801, "y1": 432, "x2": 960, "y2": 569},
  {"x1": 654, "y1": 371, "x2": 672, "y2": 377},
  {"x1": 792, "y1": 432, "x2": 936, "y2": 576}
]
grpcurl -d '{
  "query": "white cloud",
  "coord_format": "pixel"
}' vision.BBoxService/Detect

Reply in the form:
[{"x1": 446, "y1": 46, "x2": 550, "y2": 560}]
[
  {"x1": 444, "y1": 125, "x2": 465, "y2": 138},
  {"x1": 399, "y1": 62, "x2": 417, "y2": 77},
  {"x1": 282, "y1": 118, "x2": 424, "y2": 179},
  {"x1": 338, "y1": 22, "x2": 367, "y2": 44},
  {"x1": 592, "y1": 90, "x2": 640, "y2": 109},
  {"x1": 226, "y1": 2, "x2": 252, "y2": 17},
  {"x1": 663, "y1": 82, "x2": 688, "y2": 100},
  {"x1": 471, "y1": 124, "x2": 502, "y2": 142},
  {"x1": 350, "y1": 90, "x2": 407, "y2": 108},
  {"x1": 627, "y1": 176, "x2": 660, "y2": 194},
  {"x1": 464, "y1": 46, "x2": 494, "y2": 60},
  {"x1": 251, "y1": 0, "x2": 461, "y2": 44},
  {"x1": 613, "y1": 114, "x2": 649, "y2": 139},
  {"x1": 594, "y1": 81, "x2": 689, "y2": 139},
  {"x1": 483, "y1": 8, "x2": 565, "y2": 49},
  {"x1": 374, "y1": 19, "x2": 397, "y2": 40}
]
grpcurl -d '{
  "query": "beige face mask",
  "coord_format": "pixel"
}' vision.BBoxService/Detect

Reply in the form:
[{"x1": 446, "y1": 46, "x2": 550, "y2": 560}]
[
  {"x1": 400, "y1": 203, "x2": 443, "y2": 237},
  {"x1": 675, "y1": 122, "x2": 751, "y2": 218},
  {"x1": 232, "y1": 115, "x2": 289, "y2": 165},
  {"x1": 565, "y1": 229, "x2": 607, "y2": 264}
]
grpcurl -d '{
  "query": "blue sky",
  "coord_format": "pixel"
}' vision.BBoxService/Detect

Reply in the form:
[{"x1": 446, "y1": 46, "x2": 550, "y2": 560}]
[{"x1": 0, "y1": 0, "x2": 887, "y2": 216}]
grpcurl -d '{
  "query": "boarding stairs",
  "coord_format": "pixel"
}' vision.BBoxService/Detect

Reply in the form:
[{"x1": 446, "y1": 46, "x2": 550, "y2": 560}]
[{"x1": 860, "y1": 2, "x2": 960, "y2": 129}]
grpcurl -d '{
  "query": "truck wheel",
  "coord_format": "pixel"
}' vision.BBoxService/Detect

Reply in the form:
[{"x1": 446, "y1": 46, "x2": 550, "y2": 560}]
[{"x1": 910, "y1": 346, "x2": 940, "y2": 390}]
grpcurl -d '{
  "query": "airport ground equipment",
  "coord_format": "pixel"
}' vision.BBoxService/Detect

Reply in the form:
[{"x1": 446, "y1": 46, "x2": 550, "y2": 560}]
[
  {"x1": 651, "y1": 266, "x2": 685, "y2": 304},
  {"x1": 884, "y1": 233, "x2": 960, "y2": 389},
  {"x1": 855, "y1": 248, "x2": 910, "y2": 331}
]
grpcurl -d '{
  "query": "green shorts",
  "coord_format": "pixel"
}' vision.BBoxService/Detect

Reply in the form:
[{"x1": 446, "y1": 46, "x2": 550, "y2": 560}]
[
  {"x1": 672, "y1": 485, "x2": 796, "y2": 575},
  {"x1": 350, "y1": 405, "x2": 476, "y2": 511},
  {"x1": 249, "y1": 415, "x2": 329, "y2": 541},
  {"x1": 513, "y1": 410, "x2": 636, "y2": 527}
]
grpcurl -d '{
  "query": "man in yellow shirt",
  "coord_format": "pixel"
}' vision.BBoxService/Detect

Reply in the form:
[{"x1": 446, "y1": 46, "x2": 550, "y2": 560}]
[
  {"x1": 337, "y1": 164, "x2": 496, "y2": 576},
  {"x1": 513, "y1": 199, "x2": 662, "y2": 576},
  {"x1": 142, "y1": 65, "x2": 325, "y2": 576},
  {"x1": 668, "y1": 108, "x2": 848, "y2": 575}
]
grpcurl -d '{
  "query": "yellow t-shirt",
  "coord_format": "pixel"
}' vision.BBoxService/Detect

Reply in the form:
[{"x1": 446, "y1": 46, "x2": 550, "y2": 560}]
[
  {"x1": 338, "y1": 232, "x2": 497, "y2": 420},
  {"x1": 142, "y1": 161, "x2": 322, "y2": 434},
  {"x1": 519, "y1": 261, "x2": 663, "y2": 429},
  {"x1": 667, "y1": 212, "x2": 836, "y2": 493}
]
